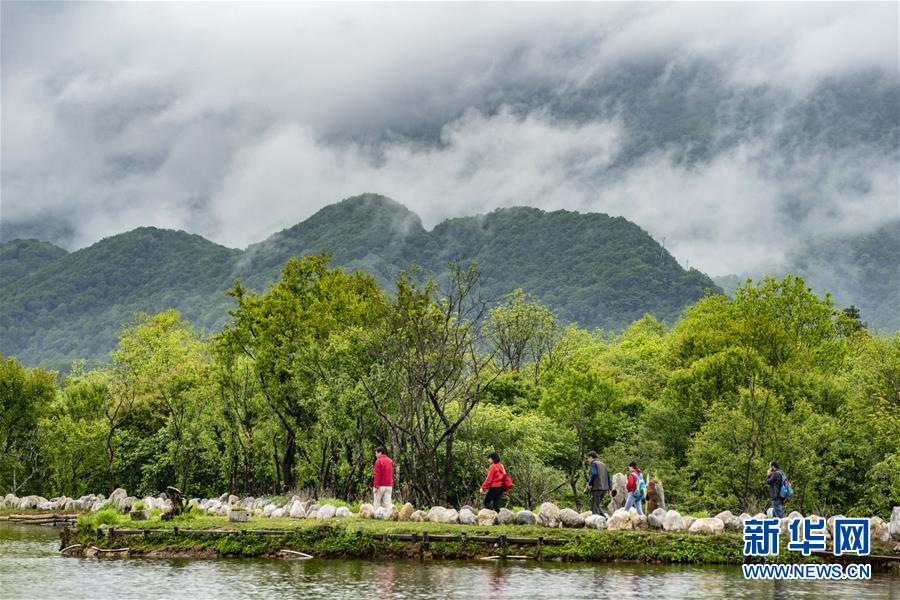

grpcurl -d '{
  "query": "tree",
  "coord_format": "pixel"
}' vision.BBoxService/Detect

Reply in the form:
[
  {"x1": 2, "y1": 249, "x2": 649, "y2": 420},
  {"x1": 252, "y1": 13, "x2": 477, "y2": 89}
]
[
  {"x1": 0, "y1": 355, "x2": 56, "y2": 494},
  {"x1": 219, "y1": 256, "x2": 383, "y2": 492},
  {"x1": 486, "y1": 289, "x2": 561, "y2": 382},
  {"x1": 360, "y1": 264, "x2": 508, "y2": 504}
]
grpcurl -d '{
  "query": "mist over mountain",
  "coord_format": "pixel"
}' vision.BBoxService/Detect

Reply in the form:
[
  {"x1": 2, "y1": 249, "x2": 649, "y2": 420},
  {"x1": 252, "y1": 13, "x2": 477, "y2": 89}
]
[{"x1": 1, "y1": 195, "x2": 720, "y2": 369}]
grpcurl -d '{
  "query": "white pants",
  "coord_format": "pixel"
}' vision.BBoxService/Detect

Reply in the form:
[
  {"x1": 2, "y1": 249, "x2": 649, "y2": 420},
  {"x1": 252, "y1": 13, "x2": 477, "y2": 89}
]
[{"x1": 373, "y1": 486, "x2": 393, "y2": 510}]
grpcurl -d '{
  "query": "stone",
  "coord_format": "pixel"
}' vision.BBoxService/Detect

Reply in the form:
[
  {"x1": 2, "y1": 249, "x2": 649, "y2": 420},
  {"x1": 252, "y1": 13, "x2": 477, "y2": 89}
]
[
  {"x1": 714, "y1": 510, "x2": 742, "y2": 531},
  {"x1": 358, "y1": 503, "x2": 375, "y2": 519},
  {"x1": 442, "y1": 509, "x2": 460, "y2": 524},
  {"x1": 263, "y1": 503, "x2": 277, "y2": 517},
  {"x1": 787, "y1": 511, "x2": 803, "y2": 522},
  {"x1": 218, "y1": 492, "x2": 229, "y2": 503},
  {"x1": 110, "y1": 488, "x2": 128, "y2": 504},
  {"x1": 609, "y1": 472, "x2": 628, "y2": 512},
  {"x1": 538, "y1": 502, "x2": 560, "y2": 528},
  {"x1": 130, "y1": 509, "x2": 150, "y2": 521},
  {"x1": 3, "y1": 494, "x2": 18, "y2": 509},
  {"x1": 374, "y1": 507, "x2": 387, "y2": 520},
  {"x1": 335, "y1": 506, "x2": 352, "y2": 518},
  {"x1": 753, "y1": 513, "x2": 766, "y2": 521},
  {"x1": 580, "y1": 511, "x2": 593, "y2": 521},
  {"x1": 228, "y1": 495, "x2": 239, "y2": 506},
  {"x1": 19, "y1": 495, "x2": 44, "y2": 510},
  {"x1": 228, "y1": 509, "x2": 250, "y2": 522},
  {"x1": 648, "y1": 508, "x2": 667, "y2": 529},
  {"x1": 409, "y1": 510, "x2": 425, "y2": 522},
  {"x1": 308, "y1": 503, "x2": 322, "y2": 513},
  {"x1": 271, "y1": 508, "x2": 286, "y2": 518},
  {"x1": 427, "y1": 506, "x2": 447, "y2": 523},
  {"x1": 630, "y1": 510, "x2": 648, "y2": 530},
  {"x1": 584, "y1": 514, "x2": 607, "y2": 529},
  {"x1": 827, "y1": 515, "x2": 845, "y2": 535},
  {"x1": 606, "y1": 509, "x2": 633, "y2": 531},
  {"x1": 216, "y1": 504, "x2": 230, "y2": 517},
  {"x1": 37, "y1": 501, "x2": 53, "y2": 511},
  {"x1": 318, "y1": 504, "x2": 337, "y2": 520},
  {"x1": 398, "y1": 502, "x2": 415, "y2": 522},
  {"x1": 119, "y1": 496, "x2": 137, "y2": 513},
  {"x1": 682, "y1": 516, "x2": 697, "y2": 530},
  {"x1": 871, "y1": 516, "x2": 891, "y2": 544},
  {"x1": 515, "y1": 510, "x2": 536, "y2": 525},
  {"x1": 891, "y1": 507, "x2": 900, "y2": 541},
  {"x1": 689, "y1": 517, "x2": 725, "y2": 535},
  {"x1": 307, "y1": 510, "x2": 319, "y2": 519},
  {"x1": 458, "y1": 508, "x2": 477, "y2": 525},
  {"x1": 646, "y1": 476, "x2": 665, "y2": 513},
  {"x1": 497, "y1": 508, "x2": 515, "y2": 525},
  {"x1": 289, "y1": 502, "x2": 306, "y2": 519},
  {"x1": 766, "y1": 507, "x2": 773, "y2": 518},
  {"x1": 558, "y1": 508, "x2": 584, "y2": 528},
  {"x1": 662, "y1": 510, "x2": 686, "y2": 532},
  {"x1": 477, "y1": 509, "x2": 498, "y2": 526}
]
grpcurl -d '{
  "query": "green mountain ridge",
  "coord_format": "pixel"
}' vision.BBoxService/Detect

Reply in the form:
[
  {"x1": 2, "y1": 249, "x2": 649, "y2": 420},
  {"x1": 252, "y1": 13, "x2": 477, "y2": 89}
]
[{"x1": 7, "y1": 193, "x2": 889, "y2": 370}]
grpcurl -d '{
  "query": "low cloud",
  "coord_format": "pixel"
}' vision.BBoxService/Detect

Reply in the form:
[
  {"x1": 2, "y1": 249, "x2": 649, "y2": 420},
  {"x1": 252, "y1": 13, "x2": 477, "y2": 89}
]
[{"x1": 1, "y1": 2, "x2": 897, "y2": 278}]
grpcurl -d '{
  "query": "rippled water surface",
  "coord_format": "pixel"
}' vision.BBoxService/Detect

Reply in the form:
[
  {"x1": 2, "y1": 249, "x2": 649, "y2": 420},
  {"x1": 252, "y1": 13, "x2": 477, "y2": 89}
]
[{"x1": 1, "y1": 522, "x2": 897, "y2": 599}]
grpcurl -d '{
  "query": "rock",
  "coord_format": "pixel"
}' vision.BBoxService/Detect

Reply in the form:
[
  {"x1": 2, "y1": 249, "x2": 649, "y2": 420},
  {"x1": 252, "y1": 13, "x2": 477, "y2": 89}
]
[
  {"x1": 396, "y1": 502, "x2": 414, "y2": 521},
  {"x1": 715, "y1": 510, "x2": 743, "y2": 531},
  {"x1": 90, "y1": 499, "x2": 106, "y2": 512},
  {"x1": 477, "y1": 509, "x2": 498, "y2": 526},
  {"x1": 584, "y1": 514, "x2": 607, "y2": 529},
  {"x1": 271, "y1": 508, "x2": 286, "y2": 519},
  {"x1": 119, "y1": 496, "x2": 137, "y2": 513},
  {"x1": 306, "y1": 510, "x2": 319, "y2": 519},
  {"x1": 497, "y1": 508, "x2": 515, "y2": 525},
  {"x1": 538, "y1": 502, "x2": 560, "y2": 528},
  {"x1": 662, "y1": 510, "x2": 686, "y2": 532},
  {"x1": 442, "y1": 509, "x2": 460, "y2": 524},
  {"x1": 374, "y1": 507, "x2": 387, "y2": 520},
  {"x1": 228, "y1": 495, "x2": 239, "y2": 506},
  {"x1": 871, "y1": 516, "x2": 891, "y2": 544},
  {"x1": 461, "y1": 505, "x2": 474, "y2": 512},
  {"x1": 358, "y1": 503, "x2": 375, "y2": 519},
  {"x1": 689, "y1": 517, "x2": 725, "y2": 535},
  {"x1": 515, "y1": 510, "x2": 536, "y2": 525},
  {"x1": 427, "y1": 506, "x2": 447, "y2": 523},
  {"x1": 218, "y1": 492, "x2": 229, "y2": 503},
  {"x1": 37, "y1": 501, "x2": 53, "y2": 511},
  {"x1": 609, "y1": 473, "x2": 628, "y2": 512},
  {"x1": 335, "y1": 506, "x2": 352, "y2": 519},
  {"x1": 682, "y1": 516, "x2": 697, "y2": 530},
  {"x1": 606, "y1": 509, "x2": 633, "y2": 531},
  {"x1": 559, "y1": 508, "x2": 584, "y2": 528},
  {"x1": 308, "y1": 503, "x2": 321, "y2": 513},
  {"x1": 647, "y1": 476, "x2": 665, "y2": 513},
  {"x1": 458, "y1": 508, "x2": 477, "y2": 525},
  {"x1": 648, "y1": 508, "x2": 667, "y2": 529},
  {"x1": 263, "y1": 503, "x2": 277, "y2": 517},
  {"x1": 109, "y1": 488, "x2": 127, "y2": 504},
  {"x1": 766, "y1": 507, "x2": 773, "y2": 518},
  {"x1": 289, "y1": 502, "x2": 306, "y2": 519},
  {"x1": 409, "y1": 510, "x2": 424, "y2": 522},
  {"x1": 318, "y1": 504, "x2": 337, "y2": 520},
  {"x1": 228, "y1": 509, "x2": 250, "y2": 522},
  {"x1": 827, "y1": 515, "x2": 845, "y2": 535},
  {"x1": 891, "y1": 507, "x2": 900, "y2": 541},
  {"x1": 787, "y1": 511, "x2": 803, "y2": 522},
  {"x1": 216, "y1": 504, "x2": 230, "y2": 517},
  {"x1": 19, "y1": 495, "x2": 44, "y2": 510},
  {"x1": 4, "y1": 494, "x2": 18, "y2": 509},
  {"x1": 630, "y1": 510, "x2": 648, "y2": 530},
  {"x1": 753, "y1": 513, "x2": 766, "y2": 521},
  {"x1": 580, "y1": 511, "x2": 593, "y2": 521}
]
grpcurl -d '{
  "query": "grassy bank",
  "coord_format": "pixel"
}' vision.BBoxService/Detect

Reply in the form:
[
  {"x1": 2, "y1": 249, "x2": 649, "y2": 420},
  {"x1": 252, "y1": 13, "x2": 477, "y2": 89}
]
[{"x1": 64, "y1": 515, "x2": 841, "y2": 566}]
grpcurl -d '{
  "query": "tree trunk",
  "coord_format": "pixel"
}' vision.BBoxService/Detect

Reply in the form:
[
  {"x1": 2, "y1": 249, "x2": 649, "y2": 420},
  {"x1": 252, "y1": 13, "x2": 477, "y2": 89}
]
[
  {"x1": 282, "y1": 428, "x2": 297, "y2": 492},
  {"x1": 105, "y1": 429, "x2": 116, "y2": 495}
]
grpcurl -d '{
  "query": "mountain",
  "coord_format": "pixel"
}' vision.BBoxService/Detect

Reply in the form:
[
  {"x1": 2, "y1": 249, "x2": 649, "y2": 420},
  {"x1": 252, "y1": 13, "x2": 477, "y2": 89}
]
[
  {"x1": 3, "y1": 193, "x2": 716, "y2": 369},
  {"x1": 0, "y1": 239, "x2": 69, "y2": 288}
]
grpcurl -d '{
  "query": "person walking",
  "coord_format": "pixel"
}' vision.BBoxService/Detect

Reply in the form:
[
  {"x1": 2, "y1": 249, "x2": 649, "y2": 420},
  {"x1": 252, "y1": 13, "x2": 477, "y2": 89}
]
[
  {"x1": 583, "y1": 451, "x2": 612, "y2": 516},
  {"x1": 373, "y1": 446, "x2": 394, "y2": 512},
  {"x1": 480, "y1": 452, "x2": 508, "y2": 512},
  {"x1": 623, "y1": 461, "x2": 645, "y2": 516},
  {"x1": 766, "y1": 460, "x2": 785, "y2": 518}
]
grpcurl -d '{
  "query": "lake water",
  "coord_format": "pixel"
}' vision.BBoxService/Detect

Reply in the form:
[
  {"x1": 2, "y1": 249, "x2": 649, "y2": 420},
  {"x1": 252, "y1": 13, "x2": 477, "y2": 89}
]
[{"x1": 0, "y1": 522, "x2": 897, "y2": 599}]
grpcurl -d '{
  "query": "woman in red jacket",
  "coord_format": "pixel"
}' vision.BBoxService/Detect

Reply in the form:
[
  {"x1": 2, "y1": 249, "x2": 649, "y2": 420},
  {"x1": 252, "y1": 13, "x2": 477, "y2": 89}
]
[{"x1": 481, "y1": 452, "x2": 507, "y2": 512}]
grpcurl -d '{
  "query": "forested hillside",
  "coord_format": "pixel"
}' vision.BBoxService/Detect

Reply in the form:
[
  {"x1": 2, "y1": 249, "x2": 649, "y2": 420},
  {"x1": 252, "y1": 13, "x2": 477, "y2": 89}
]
[{"x1": 1, "y1": 195, "x2": 718, "y2": 369}]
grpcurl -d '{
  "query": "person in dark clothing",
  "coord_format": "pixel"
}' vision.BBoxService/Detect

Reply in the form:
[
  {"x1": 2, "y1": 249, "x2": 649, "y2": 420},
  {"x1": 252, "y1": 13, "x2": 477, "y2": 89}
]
[
  {"x1": 583, "y1": 451, "x2": 612, "y2": 516},
  {"x1": 481, "y1": 452, "x2": 507, "y2": 512},
  {"x1": 766, "y1": 460, "x2": 785, "y2": 518}
]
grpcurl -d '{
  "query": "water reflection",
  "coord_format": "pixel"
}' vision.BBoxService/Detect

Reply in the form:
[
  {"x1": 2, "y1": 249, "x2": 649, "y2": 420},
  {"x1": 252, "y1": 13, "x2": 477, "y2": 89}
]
[{"x1": 0, "y1": 523, "x2": 896, "y2": 600}]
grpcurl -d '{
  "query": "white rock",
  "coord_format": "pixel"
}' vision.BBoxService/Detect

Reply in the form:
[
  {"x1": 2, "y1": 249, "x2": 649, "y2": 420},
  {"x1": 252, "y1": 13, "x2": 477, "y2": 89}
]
[
  {"x1": 515, "y1": 510, "x2": 536, "y2": 525},
  {"x1": 441, "y1": 509, "x2": 459, "y2": 524},
  {"x1": 497, "y1": 508, "x2": 515, "y2": 525},
  {"x1": 714, "y1": 510, "x2": 742, "y2": 531},
  {"x1": 689, "y1": 517, "x2": 725, "y2": 535},
  {"x1": 559, "y1": 508, "x2": 584, "y2": 528},
  {"x1": 606, "y1": 509, "x2": 633, "y2": 531},
  {"x1": 871, "y1": 516, "x2": 891, "y2": 544},
  {"x1": 585, "y1": 514, "x2": 607, "y2": 530},
  {"x1": 538, "y1": 503, "x2": 560, "y2": 528},
  {"x1": 662, "y1": 510, "x2": 686, "y2": 532},
  {"x1": 290, "y1": 502, "x2": 306, "y2": 519},
  {"x1": 682, "y1": 516, "x2": 697, "y2": 530},
  {"x1": 891, "y1": 507, "x2": 900, "y2": 541},
  {"x1": 477, "y1": 509, "x2": 498, "y2": 526},
  {"x1": 318, "y1": 504, "x2": 337, "y2": 520},
  {"x1": 648, "y1": 508, "x2": 667, "y2": 529},
  {"x1": 335, "y1": 507, "x2": 352, "y2": 518},
  {"x1": 458, "y1": 508, "x2": 477, "y2": 525},
  {"x1": 409, "y1": 510, "x2": 425, "y2": 522},
  {"x1": 271, "y1": 508, "x2": 286, "y2": 518},
  {"x1": 358, "y1": 503, "x2": 375, "y2": 519},
  {"x1": 263, "y1": 503, "x2": 277, "y2": 517},
  {"x1": 427, "y1": 506, "x2": 447, "y2": 523}
]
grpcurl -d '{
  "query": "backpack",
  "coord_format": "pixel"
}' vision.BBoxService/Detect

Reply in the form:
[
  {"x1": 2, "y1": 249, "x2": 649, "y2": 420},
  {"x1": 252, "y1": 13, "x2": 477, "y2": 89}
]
[
  {"x1": 501, "y1": 468, "x2": 514, "y2": 493},
  {"x1": 633, "y1": 472, "x2": 647, "y2": 501},
  {"x1": 779, "y1": 473, "x2": 794, "y2": 501}
]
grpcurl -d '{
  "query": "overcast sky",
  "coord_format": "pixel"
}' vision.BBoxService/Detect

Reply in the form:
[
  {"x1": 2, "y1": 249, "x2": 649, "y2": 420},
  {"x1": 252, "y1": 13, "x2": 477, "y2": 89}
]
[{"x1": 2, "y1": 2, "x2": 898, "y2": 276}]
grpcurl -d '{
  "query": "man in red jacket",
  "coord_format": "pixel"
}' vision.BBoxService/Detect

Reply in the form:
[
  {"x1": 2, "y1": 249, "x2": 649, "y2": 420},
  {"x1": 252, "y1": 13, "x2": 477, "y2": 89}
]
[{"x1": 373, "y1": 446, "x2": 394, "y2": 512}]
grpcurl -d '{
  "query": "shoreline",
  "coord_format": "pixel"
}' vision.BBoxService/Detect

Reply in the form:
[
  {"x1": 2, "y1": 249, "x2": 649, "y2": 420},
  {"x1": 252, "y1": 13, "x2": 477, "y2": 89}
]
[{"x1": 54, "y1": 521, "x2": 899, "y2": 570}]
